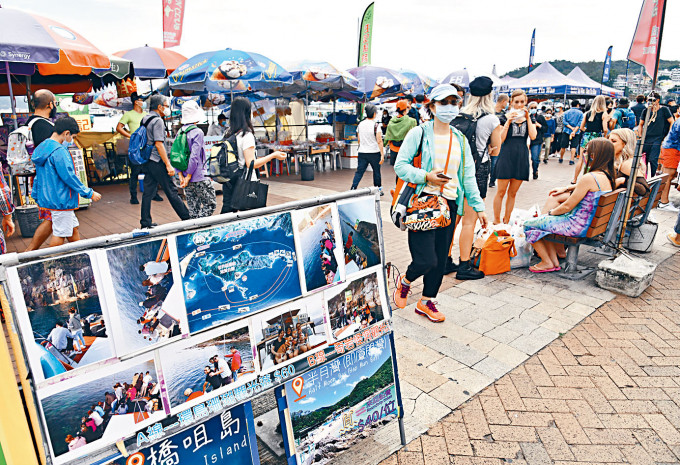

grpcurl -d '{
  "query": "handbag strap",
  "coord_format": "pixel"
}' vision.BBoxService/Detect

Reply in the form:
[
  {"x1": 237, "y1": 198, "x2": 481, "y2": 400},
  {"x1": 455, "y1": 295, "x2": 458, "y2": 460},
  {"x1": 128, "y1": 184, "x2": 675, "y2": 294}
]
[
  {"x1": 244, "y1": 160, "x2": 255, "y2": 180},
  {"x1": 440, "y1": 129, "x2": 454, "y2": 194}
]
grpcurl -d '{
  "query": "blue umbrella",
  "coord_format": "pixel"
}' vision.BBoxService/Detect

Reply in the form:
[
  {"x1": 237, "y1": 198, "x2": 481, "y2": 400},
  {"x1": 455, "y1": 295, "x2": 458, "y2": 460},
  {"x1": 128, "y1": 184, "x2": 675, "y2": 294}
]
[
  {"x1": 399, "y1": 69, "x2": 438, "y2": 95},
  {"x1": 168, "y1": 48, "x2": 292, "y2": 93},
  {"x1": 341, "y1": 66, "x2": 410, "y2": 101},
  {"x1": 441, "y1": 69, "x2": 470, "y2": 89}
]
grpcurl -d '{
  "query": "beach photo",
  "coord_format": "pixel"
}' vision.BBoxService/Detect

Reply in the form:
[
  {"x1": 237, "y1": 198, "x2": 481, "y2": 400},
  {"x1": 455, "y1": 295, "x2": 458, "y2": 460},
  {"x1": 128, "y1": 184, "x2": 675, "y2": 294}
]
[
  {"x1": 39, "y1": 358, "x2": 165, "y2": 464},
  {"x1": 325, "y1": 269, "x2": 387, "y2": 342},
  {"x1": 173, "y1": 212, "x2": 302, "y2": 334},
  {"x1": 292, "y1": 204, "x2": 345, "y2": 294},
  {"x1": 9, "y1": 252, "x2": 115, "y2": 383},
  {"x1": 100, "y1": 238, "x2": 187, "y2": 356},
  {"x1": 337, "y1": 197, "x2": 381, "y2": 276},
  {"x1": 158, "y1": 322, "x2": 255, "y2": 411},
  {"x1": 285, "y1": 334, "x2": 396, "y2": 464},
  {"x1": 251, "y1": 294, "x2": 329, "y2": 373}
]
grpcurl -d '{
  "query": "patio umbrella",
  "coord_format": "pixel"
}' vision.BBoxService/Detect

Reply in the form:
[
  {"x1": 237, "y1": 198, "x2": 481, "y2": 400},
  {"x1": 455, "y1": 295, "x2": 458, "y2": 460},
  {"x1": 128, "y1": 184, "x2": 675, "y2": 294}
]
[
  {"x1": 342, "y1": 66, "x2": 410, "y2": 102},
  {"x1": 0, "y1": 7, "x2": 109, "y2": 128},
  {"x1": 441, "y1": 69, "x2": 470, "y2": 89},
  {"x1": 113, "y1": 45, "x2": 185, "y2": 79},
  {"x1": 399, "y1": 69, "x2": 438, "y2": 95},
  {"x1": 168, "y1": 48, "x2": 292, "y2": 94}
]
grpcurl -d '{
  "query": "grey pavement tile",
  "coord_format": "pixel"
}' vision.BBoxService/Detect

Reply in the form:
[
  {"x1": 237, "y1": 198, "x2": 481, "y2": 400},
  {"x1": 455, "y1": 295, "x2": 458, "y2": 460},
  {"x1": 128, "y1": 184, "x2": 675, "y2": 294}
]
[
  {"x1": 436, "y1": 292, "x2": 480, "y2": 311},
  {"x1": 468, "y1": 336, "x2": 501, "y2": 354},
  {"x1": 429, "y1": 380, "x2": 473, "y2": 410},
  {"x1": 454, "y1": 279, "x2": 508, "y2": 296},
  {"x1": 520, "y1": 442, "x2": 552, "y2": 465},
  {"x1": 502, "y1": 317, "x2": 540, "y2": 336},
  {"x1": 556, "y1": 288, "x2": 606, "y2": 308},
  {"x1": 519, "y1": 308, "x2": 550, "y2": 325},
  {"x1": 510, "y1": 326, "x2": 559, "y2": 354},
  {"x1": 564, "y1": 301, "x2": 597, "y2": 317},
  {"x1": 427, "y1": 356, "x2": 466, "y2": 376},
  {"x1": 409, "y1": 391, "x2": 452, "y2": 430},
  {"x1": 392, "y1": 314, "x2": 444, "y2": 346},
  {"x1": 486, "y1": 325, "x2": 522, "y2": 345},
  {"x1": 465, "y1": 318, "x2": 499, "y2": 335},
  {"x1": 398, "y1": 379, "x2": 425, "y2": 400},
  {"x1": 473, "y1": 356, "x2": 514, "y2": 380},
  {"x1": 479, "y1": 304, "x2": 524, "y2": 326},
  {"x1": 541, "y1": 317, "x2": 578, "y2": 334},
  {"x1": 396, "y1": 356, "x2": 449, "y2": 394},
  {"x1": 549, "y1": 307, "x2": 587, "y2": 325},
  {"x1": 489, "y1": 343, "x2": 530, "y2": 367},
  {"x1": 426, "y1": 320, "x2": 483, "y2": 345},
  {"x1": 460, "y1": 292, "x2": 505, "y2": 310},
  {"x1": 427, "y1": 336, "x2": 488, "y2": 367},
  {"x1": 394, "y1": 336, "x2": 445, "y2": 367},
  {"x1": 446, "y1": 366, "x2": 494, "y2": 394},
  {"x1": 492, "y1": 290, "x2": 540, "y2": 309}
]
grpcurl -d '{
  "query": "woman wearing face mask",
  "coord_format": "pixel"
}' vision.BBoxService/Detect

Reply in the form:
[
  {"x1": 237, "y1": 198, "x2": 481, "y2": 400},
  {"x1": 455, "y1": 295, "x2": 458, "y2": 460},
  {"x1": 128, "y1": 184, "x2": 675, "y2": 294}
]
[
  {"x1": 493, "y1": 89, "x2": 537, "y2": 224},
  {"x1": 207, "y1": 113, "x2": 228, "y2": 138},
  {"x1": 393, "y1": 84, "x2": 488, "y2": 323},
  {"x1": 572, "y1": 95, "x2": 610, "y2": 184}
]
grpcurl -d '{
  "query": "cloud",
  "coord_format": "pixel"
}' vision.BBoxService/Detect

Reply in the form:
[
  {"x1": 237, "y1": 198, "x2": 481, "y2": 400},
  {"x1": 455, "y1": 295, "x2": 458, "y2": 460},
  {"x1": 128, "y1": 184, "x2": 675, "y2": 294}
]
[
  {"x1": 297, "y1": 396, "x2": 316, "y2": 405},
  {"x1": 329, "y1": 373, "x2": 349, "y2": 387},
  {"x1": 368, "y1": 346, "x2": 383, "y2": 359},
  {"x1": 346, "y1": 376, "x2": 368, "y2": 389}
]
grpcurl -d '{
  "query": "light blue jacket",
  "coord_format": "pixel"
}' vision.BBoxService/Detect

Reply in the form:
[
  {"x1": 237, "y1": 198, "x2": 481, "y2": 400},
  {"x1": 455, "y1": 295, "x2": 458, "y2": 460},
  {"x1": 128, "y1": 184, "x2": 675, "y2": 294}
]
[
  {"x1": 32, "y1": 139, "x2": 93, "y2": 210},
  {"x1": 394, "y1": 121, "x2": 485, "y2": 216}
]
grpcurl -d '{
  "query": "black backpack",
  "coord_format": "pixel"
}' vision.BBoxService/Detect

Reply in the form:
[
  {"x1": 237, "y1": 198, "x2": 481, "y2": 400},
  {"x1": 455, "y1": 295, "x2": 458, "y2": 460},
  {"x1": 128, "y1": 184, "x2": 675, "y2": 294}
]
[
  {"x1": 451, "y1": 112, "x2": 487, "y2": 167},
  {"x1": 207, "y1": 133, "x2": 241, "y2": 183}
]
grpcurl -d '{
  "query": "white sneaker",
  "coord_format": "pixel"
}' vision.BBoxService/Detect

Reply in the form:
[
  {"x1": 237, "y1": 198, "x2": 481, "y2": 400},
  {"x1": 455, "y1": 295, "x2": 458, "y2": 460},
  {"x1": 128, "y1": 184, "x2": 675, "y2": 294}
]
[{"x1": 657, "y1": 202, "x2": 679, "y2": 213}]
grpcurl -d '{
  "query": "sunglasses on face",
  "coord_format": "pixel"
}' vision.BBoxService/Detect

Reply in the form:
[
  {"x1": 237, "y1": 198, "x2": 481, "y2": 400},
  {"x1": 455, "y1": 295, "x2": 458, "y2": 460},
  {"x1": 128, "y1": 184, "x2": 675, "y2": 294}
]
[{"x1": 437, "y1": 97, "x2": 459, "y2": 106}]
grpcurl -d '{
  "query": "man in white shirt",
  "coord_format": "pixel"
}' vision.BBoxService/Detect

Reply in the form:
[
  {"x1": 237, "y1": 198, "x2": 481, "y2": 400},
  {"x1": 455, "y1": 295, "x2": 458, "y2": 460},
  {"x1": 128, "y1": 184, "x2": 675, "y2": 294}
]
[
  {"x1": 46, "y1": 322, "x2": 72, "y2": 352},
  {"x1": 89, "y1": 409, "x2": 104, "y2": 427},
  {"x1": 207, "y1": 113, "x2": 227, "y2": 137},
  {"x1": 212, "y1": 355, "x2": 232, "y2": 386},
  {"x1": 141, "y1": 371, "x2": 153, "y2": 396}
]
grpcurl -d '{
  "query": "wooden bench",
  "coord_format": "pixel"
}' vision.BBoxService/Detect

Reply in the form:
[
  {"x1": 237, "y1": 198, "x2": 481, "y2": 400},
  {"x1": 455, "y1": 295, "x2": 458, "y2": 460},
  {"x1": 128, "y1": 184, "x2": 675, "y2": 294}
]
[{"x1": 543, "y1": 173, "x2": 669, "y2": 279}]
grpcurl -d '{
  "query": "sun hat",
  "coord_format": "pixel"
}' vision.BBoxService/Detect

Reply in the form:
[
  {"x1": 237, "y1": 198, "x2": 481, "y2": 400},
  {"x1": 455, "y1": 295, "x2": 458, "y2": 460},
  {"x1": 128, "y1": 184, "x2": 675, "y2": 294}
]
[
  {"x1": 181, "y1": 100, "x2": 206, "y2": 125},
  {"x1": 428, "y1": 84, "x2": 460, "y2": 102},
  {"x1": 469, "y1": 76, "x2": 493, "y2": 97}
]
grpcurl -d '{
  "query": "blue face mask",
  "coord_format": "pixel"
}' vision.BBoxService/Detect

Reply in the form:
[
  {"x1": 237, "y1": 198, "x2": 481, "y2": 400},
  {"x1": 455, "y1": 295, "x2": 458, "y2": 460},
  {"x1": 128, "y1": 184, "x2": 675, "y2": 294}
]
[
  {"x1": 529, "y1": 108, "x2": 537, "y2": 115},
  {"x1": 62, "y1": 139, "x2": 72, "y2": 149},
  {"x1": 415, "y1": 103, "x2": 422, "y2": 110},
  {"x1": 220, "y1": 120, "x2": 227, "y2": 127},
  {"x1": 435, "y1": 104, "x2": 459, "y2": 124}
]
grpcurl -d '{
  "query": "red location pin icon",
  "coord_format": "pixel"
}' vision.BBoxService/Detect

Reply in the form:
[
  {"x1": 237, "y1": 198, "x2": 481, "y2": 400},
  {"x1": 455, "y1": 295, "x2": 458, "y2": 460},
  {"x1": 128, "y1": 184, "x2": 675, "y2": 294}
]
[{"x1": 292, "y1": 376, "x2": 306, "y2": 402}]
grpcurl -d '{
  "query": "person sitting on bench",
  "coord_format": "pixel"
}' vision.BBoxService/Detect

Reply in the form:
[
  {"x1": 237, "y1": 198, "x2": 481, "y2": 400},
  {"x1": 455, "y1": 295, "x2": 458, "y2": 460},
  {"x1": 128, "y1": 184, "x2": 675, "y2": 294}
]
[{"x1": 523, "y1": 138, "x2": 614, "y2": 273}]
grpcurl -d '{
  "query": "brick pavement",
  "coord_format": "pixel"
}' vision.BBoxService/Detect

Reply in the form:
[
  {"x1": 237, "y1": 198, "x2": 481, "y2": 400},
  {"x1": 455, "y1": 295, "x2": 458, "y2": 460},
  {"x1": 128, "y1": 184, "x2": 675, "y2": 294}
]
[{"x1": 378, "y1": 252, "x2": 680, "y2": 465}]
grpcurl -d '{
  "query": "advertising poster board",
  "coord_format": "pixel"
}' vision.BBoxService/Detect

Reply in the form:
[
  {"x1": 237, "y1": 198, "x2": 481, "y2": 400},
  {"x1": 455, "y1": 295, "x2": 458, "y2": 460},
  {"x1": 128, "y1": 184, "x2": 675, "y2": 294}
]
[
  {"x1": 172, "y1": 212, "x2": 302, "y2": 334},
  {"x1": 8, "y1": 252, "x2": 116, "y2": 384},
  {"x1": 98, "y1": 238, "x2": 189, "y2": 357},
  {"x1": 337, "y1": 197, "x2": 382, "y2": 276},
  {"x1": 284, "y1": 334, "x2": 397, "y2": 464},
  {"x1": 291, "y1": 204, "x2": 345, "y2": 294}
]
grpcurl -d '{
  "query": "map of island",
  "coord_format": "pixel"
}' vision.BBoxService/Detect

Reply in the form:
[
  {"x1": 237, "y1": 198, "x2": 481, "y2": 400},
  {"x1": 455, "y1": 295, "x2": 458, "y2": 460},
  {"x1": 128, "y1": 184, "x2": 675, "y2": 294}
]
[{"x1": 175, "y1": 212, "x2": 303, "y2": 333}]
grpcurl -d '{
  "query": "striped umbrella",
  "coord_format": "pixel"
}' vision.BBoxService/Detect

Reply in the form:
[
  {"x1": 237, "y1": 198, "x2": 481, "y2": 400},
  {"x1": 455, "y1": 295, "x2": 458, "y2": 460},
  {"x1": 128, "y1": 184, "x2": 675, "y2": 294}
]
[
  {"x1": 0, "y1": 7, "x2": 109, "y2": 127},
  {"x1": 113, "y1": 45, "x2": 186, "y2": 79}
]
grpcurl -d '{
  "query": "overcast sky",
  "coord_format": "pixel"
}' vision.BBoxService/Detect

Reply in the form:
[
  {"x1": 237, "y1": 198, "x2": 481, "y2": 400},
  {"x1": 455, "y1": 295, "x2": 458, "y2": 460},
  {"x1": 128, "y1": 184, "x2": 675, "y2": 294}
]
[{"x1": 4, "y1": 0, "x2": 679, "y2": 80}]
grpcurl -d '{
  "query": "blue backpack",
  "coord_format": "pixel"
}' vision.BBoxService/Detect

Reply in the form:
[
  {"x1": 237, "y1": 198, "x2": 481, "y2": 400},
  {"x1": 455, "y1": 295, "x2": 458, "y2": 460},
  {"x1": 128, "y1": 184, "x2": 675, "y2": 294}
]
[
  {"x1": 617, "y1": 108, "x2": 636, "y2": 129},
  {"x1": 128, "y1": 115, "x2": 160, "y2": 165}
]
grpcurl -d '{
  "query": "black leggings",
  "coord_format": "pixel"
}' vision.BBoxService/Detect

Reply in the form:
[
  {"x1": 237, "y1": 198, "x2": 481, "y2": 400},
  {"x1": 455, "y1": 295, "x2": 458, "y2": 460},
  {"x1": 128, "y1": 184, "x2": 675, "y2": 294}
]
[{"x1": 405, "y1": 199, "x2": 457, "y2": 298}]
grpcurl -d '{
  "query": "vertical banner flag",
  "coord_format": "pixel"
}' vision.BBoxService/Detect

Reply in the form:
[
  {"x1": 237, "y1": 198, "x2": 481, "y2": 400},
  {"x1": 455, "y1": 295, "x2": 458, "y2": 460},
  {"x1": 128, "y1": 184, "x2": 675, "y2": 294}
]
[
  {"x1": 528, "y1": 29, "x2": 536, "y2": 73},
  {"x1": 358, "y1": 2, "x2": 375, "y2": 67},
  {"x1": 628, "y1": 0, "x2": 666, "y2": 79},
  {"x1": 163, "y1": 0, "x2": 185, "y2": 48},
  {"x1": 602, "y1": 46, "x2": 613, "y2": 83}
]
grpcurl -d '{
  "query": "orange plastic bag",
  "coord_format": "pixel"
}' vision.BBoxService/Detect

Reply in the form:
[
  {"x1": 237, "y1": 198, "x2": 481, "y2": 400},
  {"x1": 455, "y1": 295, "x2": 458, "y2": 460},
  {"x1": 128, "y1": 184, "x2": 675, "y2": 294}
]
[{"x1": 478, "y1": 230, "x2": 516, "y2": 275}]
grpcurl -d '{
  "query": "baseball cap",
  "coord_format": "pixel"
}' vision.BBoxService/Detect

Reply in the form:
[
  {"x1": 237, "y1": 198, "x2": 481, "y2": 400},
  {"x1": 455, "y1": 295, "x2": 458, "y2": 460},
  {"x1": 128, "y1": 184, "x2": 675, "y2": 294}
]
[
  {"x1": 396, "y1": 100, "x2": 408, "y2": 111},
  {"x1": 428, "y1": 84, "x2": 460, "y2": 102}
]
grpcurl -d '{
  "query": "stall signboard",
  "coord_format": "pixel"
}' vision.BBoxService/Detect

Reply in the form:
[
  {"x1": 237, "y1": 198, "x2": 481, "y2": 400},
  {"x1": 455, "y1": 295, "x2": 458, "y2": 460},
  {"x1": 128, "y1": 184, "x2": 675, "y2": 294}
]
[
  {"x1": 116, "y1": 403, "x2": 259, "y2": 465},
  {"x1": 1, "y1": 192, "x2": 401, "y2": 465},
  {"x1": 69, "y1": 148, "x2": 92, "y2": 208}
]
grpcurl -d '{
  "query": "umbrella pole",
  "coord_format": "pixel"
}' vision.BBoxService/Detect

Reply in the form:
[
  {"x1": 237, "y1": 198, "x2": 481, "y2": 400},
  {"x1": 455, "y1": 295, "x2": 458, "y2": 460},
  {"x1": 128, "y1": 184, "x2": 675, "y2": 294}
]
[
  {"x1": 332, "y1": 98, "x2": 336, "y2": 139},
  {"x1": 4, "y1": 62, "x2": 17, "y2": 131},
  {"x1": 305, "y1": 83, "x2": 309, "y2": 140}
]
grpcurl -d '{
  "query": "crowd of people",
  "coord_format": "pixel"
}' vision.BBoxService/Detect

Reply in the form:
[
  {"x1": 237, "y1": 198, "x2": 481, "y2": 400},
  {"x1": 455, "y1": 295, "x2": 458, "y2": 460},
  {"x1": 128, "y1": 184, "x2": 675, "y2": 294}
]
[
  {"x1": 388, "y1": 78, "x2": 679, "y2": 324},
  {"x1": 329, "y1": 299, "x2": 378, "y2": 337},
  {"x1": 318, "y1": 221, "x2": 339, "y2": 284},
  {"x1": 64, "y1": 371, "x2": 160, "y2": 452}
]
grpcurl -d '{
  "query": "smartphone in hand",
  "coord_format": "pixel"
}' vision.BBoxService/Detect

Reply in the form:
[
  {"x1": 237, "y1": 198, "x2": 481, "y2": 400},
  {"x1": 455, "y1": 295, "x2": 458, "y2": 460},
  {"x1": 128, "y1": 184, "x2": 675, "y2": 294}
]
[{"x1": 437, "y1": 173, "x2": 452, "y2": 180}]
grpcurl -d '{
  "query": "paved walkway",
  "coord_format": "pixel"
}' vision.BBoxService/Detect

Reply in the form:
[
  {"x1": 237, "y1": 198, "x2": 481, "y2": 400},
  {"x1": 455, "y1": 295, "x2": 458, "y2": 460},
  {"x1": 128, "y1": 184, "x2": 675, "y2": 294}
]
[
  {"x1": 7, "y1": 159, "x2": 680, "y2": 465},
  {"x1": 379, "y1": 251, "x2": 680, "y2": 465}
]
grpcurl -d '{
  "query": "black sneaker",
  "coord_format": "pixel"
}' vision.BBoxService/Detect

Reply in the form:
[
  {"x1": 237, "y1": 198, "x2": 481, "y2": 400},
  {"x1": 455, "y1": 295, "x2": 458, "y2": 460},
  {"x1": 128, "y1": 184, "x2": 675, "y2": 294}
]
[
  {"x1": 533, "y1": 172, "x2": 538, "y2": 180},
  {"x1": 558, "y1": 159, "x2": 563, "y2": 164},
  {"x1": 130, "y1": 196, "x2": 139, "y2": 205},
  {"x1": 569, "y1": 160, "x2": 575, "y2": 165},
  {"x1": 153, "y1": 194, "x2": 164, "y2": 202},
  {"x1": 444, "y1": 256, "x2": 458, "y2": 275},
  {"x1": 543, "y1": 159, "x2": 548, "y2": 164},
  {"x1": 456, "y1": 261, "x2": 484, "y2": 280},
  {"x1": 489, "y1": 182, "x2": 496, "y2": 188},
  {"x1": 140, "y1": 223, "x2": 158, "y2": 229}
]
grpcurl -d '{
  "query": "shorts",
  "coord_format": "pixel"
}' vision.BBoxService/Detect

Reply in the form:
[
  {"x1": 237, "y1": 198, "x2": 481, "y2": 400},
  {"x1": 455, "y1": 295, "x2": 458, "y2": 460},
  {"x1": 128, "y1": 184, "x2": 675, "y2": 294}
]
[
  {"x1": 38, "y1": 208, "x2": 52, "y2": 221},
  {"x1": 50, "y1": 210, "x2": 79, "y2": 238},
  {"x1": 581, "y1": 132, "x2": 602, "y2": 150},
  {"x1": 568, "y1": 133, "x2": 582, "y2": 149},
  {"x1": 660, "y1": 147, "x2": 680, "y2": 170},
  {"x1": 475, "y1": 161, "x2": 490, "y2": 199}
]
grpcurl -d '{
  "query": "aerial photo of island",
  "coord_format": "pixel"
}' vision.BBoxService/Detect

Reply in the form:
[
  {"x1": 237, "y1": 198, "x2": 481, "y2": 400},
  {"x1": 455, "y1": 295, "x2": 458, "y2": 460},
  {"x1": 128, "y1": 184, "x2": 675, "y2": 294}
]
[{"x1": 174, "y1": 212, "x2": 303, "y2": 333}]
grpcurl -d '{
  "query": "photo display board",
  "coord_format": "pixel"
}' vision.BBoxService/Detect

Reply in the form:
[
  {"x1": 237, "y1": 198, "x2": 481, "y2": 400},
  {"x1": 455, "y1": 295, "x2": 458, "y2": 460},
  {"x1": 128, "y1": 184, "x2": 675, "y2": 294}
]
[{"x1": 3, "y1": 192, "x2": 402, "y2": 465}]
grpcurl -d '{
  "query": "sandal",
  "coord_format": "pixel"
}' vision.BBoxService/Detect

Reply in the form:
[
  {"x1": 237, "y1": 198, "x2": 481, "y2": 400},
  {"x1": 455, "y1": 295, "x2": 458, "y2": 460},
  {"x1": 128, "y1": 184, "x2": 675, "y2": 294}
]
[{"x1": 529, "y1": 265, "x2": 558, "y2": 273}]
